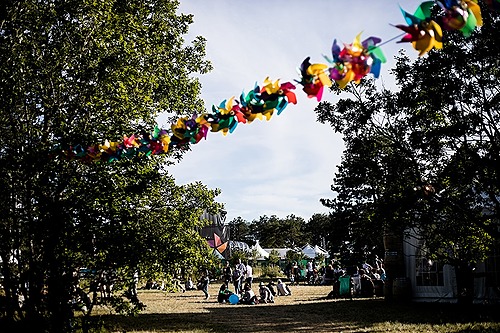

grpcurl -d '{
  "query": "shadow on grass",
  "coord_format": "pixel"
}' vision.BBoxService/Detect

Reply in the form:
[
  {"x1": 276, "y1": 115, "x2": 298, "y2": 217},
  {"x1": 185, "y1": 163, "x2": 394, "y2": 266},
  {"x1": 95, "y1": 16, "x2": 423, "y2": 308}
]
[{"x1": 102, "y1": 299, "x2": 500, "y2": 333}]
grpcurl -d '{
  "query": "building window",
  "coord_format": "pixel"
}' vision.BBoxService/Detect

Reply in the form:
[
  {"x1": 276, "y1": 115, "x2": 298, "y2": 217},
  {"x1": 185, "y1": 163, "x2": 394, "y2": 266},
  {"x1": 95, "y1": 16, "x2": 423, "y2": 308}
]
[{"x1": 415, "y1": 243, "x2": 444, "y2": 286}]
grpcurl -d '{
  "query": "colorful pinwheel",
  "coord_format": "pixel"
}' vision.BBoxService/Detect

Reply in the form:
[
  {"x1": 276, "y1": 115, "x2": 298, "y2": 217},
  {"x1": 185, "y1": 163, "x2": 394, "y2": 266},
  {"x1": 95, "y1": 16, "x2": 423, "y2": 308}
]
[
  {"x1": 436, "y1": 0, "x2": 482, "y2": 37},
  {"x1": 325, "y1": 33, "x2": 387, "y2": 89},
  {"x1": 296, "y1": 57, "x2": 332, "y2": 101},
  {"x1": 259, "y1": 77, "x2": 297, "y2": 117},
  {"x1": 395, "y1": 2, "x2": 443, "y2": 56}
]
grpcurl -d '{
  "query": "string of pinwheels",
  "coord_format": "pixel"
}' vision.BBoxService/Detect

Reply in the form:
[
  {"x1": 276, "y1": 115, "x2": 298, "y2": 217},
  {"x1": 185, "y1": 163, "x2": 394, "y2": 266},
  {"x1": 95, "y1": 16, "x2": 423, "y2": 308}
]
[{"x1": 64, "y1": 0, "x2": 497, "y2": 163}]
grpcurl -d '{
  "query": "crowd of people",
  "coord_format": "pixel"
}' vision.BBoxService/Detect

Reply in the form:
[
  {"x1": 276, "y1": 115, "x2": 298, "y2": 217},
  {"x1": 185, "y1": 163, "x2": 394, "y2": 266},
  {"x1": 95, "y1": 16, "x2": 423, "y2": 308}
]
[
  {"x1": 324, "y1": 257, "x2": 387, "y2": 298},
  {"x1": 280, "y1": 256, "x2": 387, "y2": 298},
  {"x1": 142, "y1": 256, "x2": 388, "y2": 304},
  {"x1": 196, "y1": 258, "x2": 293, "y2": 305}
]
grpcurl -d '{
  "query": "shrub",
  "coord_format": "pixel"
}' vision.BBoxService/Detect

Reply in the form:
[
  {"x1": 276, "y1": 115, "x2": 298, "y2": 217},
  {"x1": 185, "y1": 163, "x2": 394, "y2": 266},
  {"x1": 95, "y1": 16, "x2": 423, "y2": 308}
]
[{"x1": 260, "y1": 265, "x2": 282, "y2": 279}]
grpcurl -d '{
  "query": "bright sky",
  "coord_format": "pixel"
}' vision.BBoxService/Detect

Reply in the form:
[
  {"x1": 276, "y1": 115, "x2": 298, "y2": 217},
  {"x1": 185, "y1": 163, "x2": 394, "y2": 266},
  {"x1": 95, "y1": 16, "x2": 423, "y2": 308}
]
[{"x1": 163, "y1": 0, "x2": 423, "y2": 222}]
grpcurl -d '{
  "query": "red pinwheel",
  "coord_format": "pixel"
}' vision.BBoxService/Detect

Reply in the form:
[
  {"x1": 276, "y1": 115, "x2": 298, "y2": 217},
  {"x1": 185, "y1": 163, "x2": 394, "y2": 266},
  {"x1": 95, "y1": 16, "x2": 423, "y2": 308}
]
[{"x1": 296, "y1": 57, "x2": 331, "y2": 101}]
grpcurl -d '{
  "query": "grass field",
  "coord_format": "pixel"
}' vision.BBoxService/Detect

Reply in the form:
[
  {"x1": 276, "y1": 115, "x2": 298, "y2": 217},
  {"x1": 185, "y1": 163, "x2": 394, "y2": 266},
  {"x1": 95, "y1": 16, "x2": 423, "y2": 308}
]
[{"x1": 99, "y1": 282, "x2": 500, "y2": 333}]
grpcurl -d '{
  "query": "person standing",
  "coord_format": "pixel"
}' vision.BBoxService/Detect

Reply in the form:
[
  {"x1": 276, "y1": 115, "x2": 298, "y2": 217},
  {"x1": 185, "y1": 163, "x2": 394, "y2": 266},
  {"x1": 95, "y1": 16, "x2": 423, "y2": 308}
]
[
  {"x1": 232, "y1": 259, "x2": 246, "y2": 295},
  {"x1": 245, "y1": 261, "x2": 253, "y2": 287},
  {"x1": 223, "y1": 261, "x2": 232, "y2": 285},
  {"x1": 199, "y1": 269, "x2": 210, "y2": 300},
  {"x1": 292, "y1": 262, "x2": 300, "y2": 285},
  {"x1": 306, "y1": 260, "x2": 314, "y2": 284}
]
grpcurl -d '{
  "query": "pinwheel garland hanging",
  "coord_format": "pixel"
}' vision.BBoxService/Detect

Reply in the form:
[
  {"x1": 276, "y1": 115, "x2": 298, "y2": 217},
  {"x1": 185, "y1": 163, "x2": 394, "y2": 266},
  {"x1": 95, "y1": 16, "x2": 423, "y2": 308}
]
[
  {"x1": 324, "y1": 33, "x2": 387, "y2": 89},
  {"x1": 59, "y1": 0, "x2": 499, "y2": 164}
]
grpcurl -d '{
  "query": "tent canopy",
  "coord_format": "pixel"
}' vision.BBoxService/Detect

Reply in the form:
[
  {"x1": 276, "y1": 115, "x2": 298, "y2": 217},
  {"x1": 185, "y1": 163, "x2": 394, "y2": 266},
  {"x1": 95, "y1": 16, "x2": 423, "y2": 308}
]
[
  {"x1": 301, "y1": 244, "x2": 330, "y2": 259},
  {"x1": 314, "y1": 245, "x2": 330, "y2": 258},
  {"x1": 252, "y1": 240, "x2": 269, "y2": 259},
  {"x1": 301, "y1": 244, "x2": 316, "y2": 259}
]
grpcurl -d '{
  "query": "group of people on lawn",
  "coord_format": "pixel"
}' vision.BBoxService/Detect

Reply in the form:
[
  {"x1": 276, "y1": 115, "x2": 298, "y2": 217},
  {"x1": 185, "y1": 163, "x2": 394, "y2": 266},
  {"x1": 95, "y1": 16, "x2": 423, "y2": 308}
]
[
  {"x1": 326, "y1": 257, "x2": 387, "y2": 298},
  {"x1": 198, "y1": 258, "x2": 292, "y2": 304},
  {"x1": 196, "y1": 256, "x2": 387, "y2": 303}
]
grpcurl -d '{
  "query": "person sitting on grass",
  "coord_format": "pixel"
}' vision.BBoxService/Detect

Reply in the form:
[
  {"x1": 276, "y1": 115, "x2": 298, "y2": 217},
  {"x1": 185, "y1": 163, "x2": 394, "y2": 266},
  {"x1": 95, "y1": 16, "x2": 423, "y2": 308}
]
[
  {"x1": 267, "y1": 281, "x2": 277, "y2": 296},
  {"x1": 185, "y1": 277, "x2": 196, "y2": 291},
  {"x1": 259, "y1": 282, "x2": 274, "y2": 303},
  {"x1": 239, "y1": 283, "x2": 258, "y2": 305},
  {"x1": 276, "y1": 279, "x2": 292, "y2": 296},
  {"x1": 217, "y1": 283, "x2": 233, "y2": 303},
  {"x1": 359, "y1": 269, "x2": 375, "y2": 298}
]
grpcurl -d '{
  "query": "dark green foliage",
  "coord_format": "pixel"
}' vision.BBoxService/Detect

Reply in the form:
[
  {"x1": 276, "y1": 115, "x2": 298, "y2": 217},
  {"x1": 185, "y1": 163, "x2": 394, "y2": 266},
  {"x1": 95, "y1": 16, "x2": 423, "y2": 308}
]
[
  {"x1": 0, "y1": 0, "x2": 220, "y2": 331},
  {"x1": 250, "y1": 214, "x2": 306, "y2": 249},
  {"x1": 315, "y1": 6, "x2": 500, "y2": 302}
]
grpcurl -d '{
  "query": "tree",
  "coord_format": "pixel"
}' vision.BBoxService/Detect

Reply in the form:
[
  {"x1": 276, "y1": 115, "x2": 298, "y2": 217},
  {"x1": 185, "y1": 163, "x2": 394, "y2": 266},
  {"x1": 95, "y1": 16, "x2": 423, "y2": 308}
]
[
  {"x1": 285, "y1": 249, "x2": 305, "y2": 264},
  {"x1": 315, "y1": 6, "x2": 500, "y2": 303},
  {"x1": 227, "y1": 216, "x2": 252, "y2": 244},
  {"x1": 250, "y1": 214, "x2": 306, "y2": 248},
  {"x1": 268, "y1": 249, "x2": 281, "y2": 267},
  {"x1": 302, "y1": 213, "x2": 328, "y2": 248},
  {"x1": 0, "y1": 0, "x2": 218, "y2": 331}
]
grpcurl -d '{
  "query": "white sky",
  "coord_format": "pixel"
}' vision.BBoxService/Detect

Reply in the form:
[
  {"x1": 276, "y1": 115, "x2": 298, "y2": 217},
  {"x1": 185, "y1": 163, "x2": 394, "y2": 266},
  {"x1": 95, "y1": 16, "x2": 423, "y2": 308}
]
[{"x1": 163, "y1": 0, "x2": 423, "y2": 222}]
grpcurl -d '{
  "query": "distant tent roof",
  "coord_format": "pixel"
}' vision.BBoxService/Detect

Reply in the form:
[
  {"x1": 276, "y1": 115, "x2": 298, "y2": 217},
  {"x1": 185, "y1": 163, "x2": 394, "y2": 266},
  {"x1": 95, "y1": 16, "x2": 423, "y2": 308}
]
[
  {"x1": 301, "y1": 244, "x2": 316, "y2": 259},
  {"x1": 263, "y1": 248, "x2": 292, "y2": 259},
  {"x1": 301, "y1": 244, "x2": 330, "y2": 259},
  {"x1": 252, "y1": 240, "x2": 269, "y2": 259},
  {"x1": 314, "y1": 245, "x2": 330, "y2": 258}
]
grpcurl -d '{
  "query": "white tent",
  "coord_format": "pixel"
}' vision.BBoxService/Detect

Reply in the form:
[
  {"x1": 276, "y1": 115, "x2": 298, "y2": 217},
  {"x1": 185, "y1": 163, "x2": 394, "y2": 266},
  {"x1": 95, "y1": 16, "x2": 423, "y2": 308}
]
[
  {"x1": 301, "y1": 244, "x2": 316, "y2": 259},
  {"x1": 251, "y1": 240, "x2": 269, "y2": 260},
  {"x1": 263, "y1": 248, "x2": 291, "y2": 260},
  {"x1": 403, "y1": 228, "x2": 500, "y2": 303},
  {"x1": 314, "y1": 245, "x2": 330, "y2": 258},
  {"x1": 301, "y1": 244, "x2": 330, "y2": 259}
]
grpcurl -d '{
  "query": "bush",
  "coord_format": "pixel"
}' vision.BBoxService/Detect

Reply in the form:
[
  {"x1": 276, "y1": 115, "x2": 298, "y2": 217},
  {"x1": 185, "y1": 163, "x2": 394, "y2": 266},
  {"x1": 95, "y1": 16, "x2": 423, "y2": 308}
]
[{"x1": 260, "y1": 265, "x2": 282, "y2": 279}]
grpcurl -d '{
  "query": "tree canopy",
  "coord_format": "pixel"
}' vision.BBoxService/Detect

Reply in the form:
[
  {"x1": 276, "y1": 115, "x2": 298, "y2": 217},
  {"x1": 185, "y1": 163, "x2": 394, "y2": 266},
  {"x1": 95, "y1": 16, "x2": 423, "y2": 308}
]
[
  {"x1": 0, "y1": 0, "x2": 221, "y2": 331},
  {"x1": 315, "y1": 4, "x2": 500, "y2": 301}
]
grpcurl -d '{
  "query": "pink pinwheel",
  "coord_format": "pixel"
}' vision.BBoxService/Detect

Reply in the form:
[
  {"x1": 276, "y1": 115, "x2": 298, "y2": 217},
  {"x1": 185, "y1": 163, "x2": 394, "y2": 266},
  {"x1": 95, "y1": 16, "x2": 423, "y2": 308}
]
[{"x1": 123, "y1": 134, "x2": 139, "y2": 148}]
